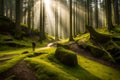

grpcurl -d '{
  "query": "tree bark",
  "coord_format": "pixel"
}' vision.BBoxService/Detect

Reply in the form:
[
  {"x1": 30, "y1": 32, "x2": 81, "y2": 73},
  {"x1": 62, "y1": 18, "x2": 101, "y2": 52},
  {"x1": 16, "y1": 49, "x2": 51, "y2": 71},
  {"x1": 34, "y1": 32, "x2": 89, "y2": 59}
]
[
  {"x1": 0, "y1": 0, "x2": 4, "y2": 16},
  {"x1": 40, "y1": 0, "x2": 43, "y2": 43},
  {"x1": 28, "y1": 0, "x2": 31, "y2": 36},
  {"x1": 105, "y1": 0, "x2": 114, "y2": 31},
  {"x1": 112, "y1": 0, "x2": 119, "y2": 25},
  {"x1": 15, "y1": 0, "x2": 22, "y2": 31},
  {"x1": 55, "y1": 0, "x2": 58, "y2": 40},
  {"x1": 9, "y1": 0, "x2": 13, "y2": 19},
  {"x1": 69, "y1": 0, "x2": 74, "y2": 41},
  {"x1": 42, "y1": 1, "x2": 46, "y2": 40},
  {"x1": 95, "y1": 0, "x2": 98, "y2": 28}
]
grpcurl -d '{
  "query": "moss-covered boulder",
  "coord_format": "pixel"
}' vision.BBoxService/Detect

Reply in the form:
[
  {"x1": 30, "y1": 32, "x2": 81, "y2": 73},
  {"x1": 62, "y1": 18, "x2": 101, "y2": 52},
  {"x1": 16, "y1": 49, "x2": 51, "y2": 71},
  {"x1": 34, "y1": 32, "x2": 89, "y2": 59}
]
[{"x1": 55, "y1": 47, "x2": 78, "y2": 67}]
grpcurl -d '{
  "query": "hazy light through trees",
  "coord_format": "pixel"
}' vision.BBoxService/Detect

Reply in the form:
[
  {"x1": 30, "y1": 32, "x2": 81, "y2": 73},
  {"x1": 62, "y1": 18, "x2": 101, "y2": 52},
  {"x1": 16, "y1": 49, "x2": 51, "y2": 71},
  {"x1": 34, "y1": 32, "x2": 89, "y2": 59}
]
[
  {"x1": 20, "y1": 0, "x2": 108, "y2": 39},
  {"x1": 2, "y1": 0, "x2": 114, "y2": 36}
]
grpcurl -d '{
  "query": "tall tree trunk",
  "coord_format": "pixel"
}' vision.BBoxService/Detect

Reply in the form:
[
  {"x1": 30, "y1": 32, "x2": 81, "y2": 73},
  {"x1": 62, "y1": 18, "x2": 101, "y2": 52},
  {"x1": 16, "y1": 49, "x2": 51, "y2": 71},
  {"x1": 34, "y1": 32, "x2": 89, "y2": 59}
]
[
  {"x1": 105, "y1": 0, "x2": 114, "y2": 31},
  {"x1": 0, "y1": 0, "x2": 4, "y2": 16},
  {"x1": 55, "y1": 0, "x2": 58, "y2": 40},
  {"x1": 112, "y1": 0, "x2": 119, "y2": 25},
  {"x1": 73, "y1": 1, "x2": 76, "y2": 37},
  {"x1": 86, "y1": 0, "x2": 90, "y2": 26},
  {"x1": 69, "y1": 0, "x2": 74, "y2": 41},
  {"x1": 75, "y1": 0, "x2": 79, "y2": 35},
  {"x1": 21, "y1": 0, "x2": 23, "y2": 23},
  {"x1": 59, "y1": 1, "x2": 62, "y2": 39},
  {"x1": 89, "y1": 4, "x2": 92, "y2": 26},
  {"x1": 95, "y1": 0, "x2": 98, "y2": 28},
  {"x1": 40, "y1": 0, "x2": 43, "y2": 43},
  {"x1": 9, "y1": 1, "x2": 13, "y2": 19},
  {"x1": 15, "y1": 0, "x2": 22, "y2": 31},
  {"x1": 31, "y1": 0, "x2": 34, "y2": 31},
  {"x1": 28, "y1": 0, "x2": 31, "y2": 36},
  {"x1": 42, "y1": 1, "x2": 46, "y2": 40},
  {"x1": 23, "y1": 1, "x2": 27, "y2": 24}
]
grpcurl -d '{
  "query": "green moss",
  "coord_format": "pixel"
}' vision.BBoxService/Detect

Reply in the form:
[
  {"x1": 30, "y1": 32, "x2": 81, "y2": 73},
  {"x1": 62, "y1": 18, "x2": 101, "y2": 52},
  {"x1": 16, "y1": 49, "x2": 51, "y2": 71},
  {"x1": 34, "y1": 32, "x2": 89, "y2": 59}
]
[
  {"x1": 87, "y1": 44, "x2": 104, "y2": 58},
  {"x1": 1, "y1": 46, "x2": 120, "y2": 80},
  {"x1": 20, "y1": 23, "x2": 28, "y2": 28},
  {"x1": 75, "y1": 33, "x2": 90, "y2": 42},
  {"x1": 25, "y1": 58, "x2": 78, "y2": 80},
  {"x1": 57, "y1": 43, "x2": 70, "y2": 49},
  {"x1": 0, "y1": 54, "x2": 29, "y2": 74},
  {"x1": 29, "y1": 47, "x2": 100, "y2": 80},
  {"x1": 46, "y1": 34, "x2": 55, "y2": 41},
  {"x1": 86, "y1": 25, "x2": 112, "y2": 44},
  {"x1": 78, "y1": 55, "x2": 120, "y2": 80},
  {"x1": 55, "y1": 47, "x2": 78, "y2": 67}
]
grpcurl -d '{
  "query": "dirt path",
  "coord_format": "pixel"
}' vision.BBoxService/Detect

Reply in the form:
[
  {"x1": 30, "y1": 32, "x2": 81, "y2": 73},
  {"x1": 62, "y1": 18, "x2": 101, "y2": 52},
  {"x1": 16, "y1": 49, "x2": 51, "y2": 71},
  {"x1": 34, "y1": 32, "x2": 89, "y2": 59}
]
[
  {"x1": 47, "y1": 42, "x2": 57, "y2": 47},
  {"x1": 0, "y1": 61, "x2": 36, "y2": 80},
  {"x1": 70, "y1": 43, "x2": 120, "y2": 70}
]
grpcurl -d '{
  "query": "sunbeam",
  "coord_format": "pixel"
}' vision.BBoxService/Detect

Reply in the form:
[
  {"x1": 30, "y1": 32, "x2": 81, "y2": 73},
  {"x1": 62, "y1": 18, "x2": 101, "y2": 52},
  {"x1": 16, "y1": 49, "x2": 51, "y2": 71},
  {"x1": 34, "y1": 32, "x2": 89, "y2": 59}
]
[{"x1": 44, "y1": 0, "x2": 51, "y2": 5}]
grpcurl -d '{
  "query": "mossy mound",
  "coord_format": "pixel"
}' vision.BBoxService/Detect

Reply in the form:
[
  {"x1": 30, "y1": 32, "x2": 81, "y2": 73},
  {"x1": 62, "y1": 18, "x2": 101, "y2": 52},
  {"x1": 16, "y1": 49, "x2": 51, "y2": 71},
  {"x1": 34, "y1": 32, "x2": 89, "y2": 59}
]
[
  {"x1": 0, "y1": 16, "x2": 15, "y2": 34},
  {"x1": 55, "y1": 47, "x2": 78, "y2": 67},
  {"x1": 86, "y1": 25, "x2": 111, "y2": 44},
  {"x1": 87, "y1": 44, "x2": 104, "y2": 58},
  {"x1": 85, "y1": 25, "x2": 120, "y2": 63},
  {"x1": 0, "y1": 42, "x2": 26, "y2": 48}
]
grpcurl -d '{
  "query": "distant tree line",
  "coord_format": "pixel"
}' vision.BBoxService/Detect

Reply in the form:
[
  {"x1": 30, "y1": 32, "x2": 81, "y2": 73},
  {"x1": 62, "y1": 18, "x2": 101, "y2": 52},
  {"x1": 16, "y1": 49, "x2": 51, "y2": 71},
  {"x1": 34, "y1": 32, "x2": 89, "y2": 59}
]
[{"x1": 0, "y1": 0, "x2": 119, "y2": 41}]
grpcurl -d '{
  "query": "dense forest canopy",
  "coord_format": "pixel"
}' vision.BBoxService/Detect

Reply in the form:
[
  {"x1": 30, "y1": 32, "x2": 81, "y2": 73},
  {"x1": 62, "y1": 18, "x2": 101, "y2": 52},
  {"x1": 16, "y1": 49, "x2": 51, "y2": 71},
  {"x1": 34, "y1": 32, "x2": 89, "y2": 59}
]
[{"x1": 0, "y1": 0, "x2": 119, "y2": 39}]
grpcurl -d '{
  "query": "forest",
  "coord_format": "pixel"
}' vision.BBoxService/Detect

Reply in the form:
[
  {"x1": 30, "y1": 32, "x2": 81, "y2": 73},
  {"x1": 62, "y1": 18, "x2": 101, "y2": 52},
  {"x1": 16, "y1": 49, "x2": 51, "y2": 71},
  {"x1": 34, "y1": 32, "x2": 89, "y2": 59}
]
[{"x1": 0, "y1": 0, "x2": 120, "y2": 80}]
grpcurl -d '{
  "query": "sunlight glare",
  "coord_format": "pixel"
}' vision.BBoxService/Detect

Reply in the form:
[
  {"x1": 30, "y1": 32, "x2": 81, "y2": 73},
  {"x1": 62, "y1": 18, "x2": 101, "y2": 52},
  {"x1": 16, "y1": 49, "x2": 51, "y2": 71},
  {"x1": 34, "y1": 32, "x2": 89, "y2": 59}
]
[{"x1": 44, "y1": 0, "x2": 51, "y2": 5}]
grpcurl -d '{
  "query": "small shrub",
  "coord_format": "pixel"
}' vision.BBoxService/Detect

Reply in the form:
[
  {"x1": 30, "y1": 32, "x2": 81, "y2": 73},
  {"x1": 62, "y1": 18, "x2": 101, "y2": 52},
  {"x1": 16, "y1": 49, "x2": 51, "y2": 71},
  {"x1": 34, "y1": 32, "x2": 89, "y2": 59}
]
[{"x1": 55, "y1": 47, "x2": 78, "y2": 67}]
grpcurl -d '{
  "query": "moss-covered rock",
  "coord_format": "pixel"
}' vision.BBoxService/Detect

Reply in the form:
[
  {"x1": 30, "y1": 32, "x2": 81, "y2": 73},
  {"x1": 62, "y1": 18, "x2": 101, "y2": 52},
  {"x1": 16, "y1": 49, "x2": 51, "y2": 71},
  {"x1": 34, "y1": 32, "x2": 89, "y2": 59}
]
[{"x1": 55, "y1": 47, "x2": 78, "y2": 67}]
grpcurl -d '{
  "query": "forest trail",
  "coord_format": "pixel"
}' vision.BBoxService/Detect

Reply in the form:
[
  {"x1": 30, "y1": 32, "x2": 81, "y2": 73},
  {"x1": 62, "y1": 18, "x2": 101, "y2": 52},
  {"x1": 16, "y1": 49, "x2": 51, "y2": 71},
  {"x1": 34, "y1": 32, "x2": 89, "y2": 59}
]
[
  {"x1": 0, "y1": 61, "x2": 36, "y2": 80},
  {"x1": 47, "y1": 42, "x2": 57, "y2": 47}
]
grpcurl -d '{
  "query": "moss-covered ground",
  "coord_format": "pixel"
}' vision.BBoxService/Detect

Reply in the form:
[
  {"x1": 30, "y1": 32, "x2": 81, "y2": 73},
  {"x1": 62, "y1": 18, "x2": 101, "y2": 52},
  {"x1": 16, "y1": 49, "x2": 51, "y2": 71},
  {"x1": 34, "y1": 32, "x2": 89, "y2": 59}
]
[
  {"x1": 0, "y1": 26, "x2": 120, "y2": 80},
  {"x1": 0, "y1": 47, "x2": 120, "y2": 80}
]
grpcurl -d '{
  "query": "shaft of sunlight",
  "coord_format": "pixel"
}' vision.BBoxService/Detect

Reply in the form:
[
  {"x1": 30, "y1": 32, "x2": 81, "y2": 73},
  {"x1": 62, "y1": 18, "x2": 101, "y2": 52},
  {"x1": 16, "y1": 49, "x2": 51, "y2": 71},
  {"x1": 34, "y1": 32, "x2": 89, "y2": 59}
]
[{"x1": 44, "y1": 0, "x2": 51, "y2": 5}]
